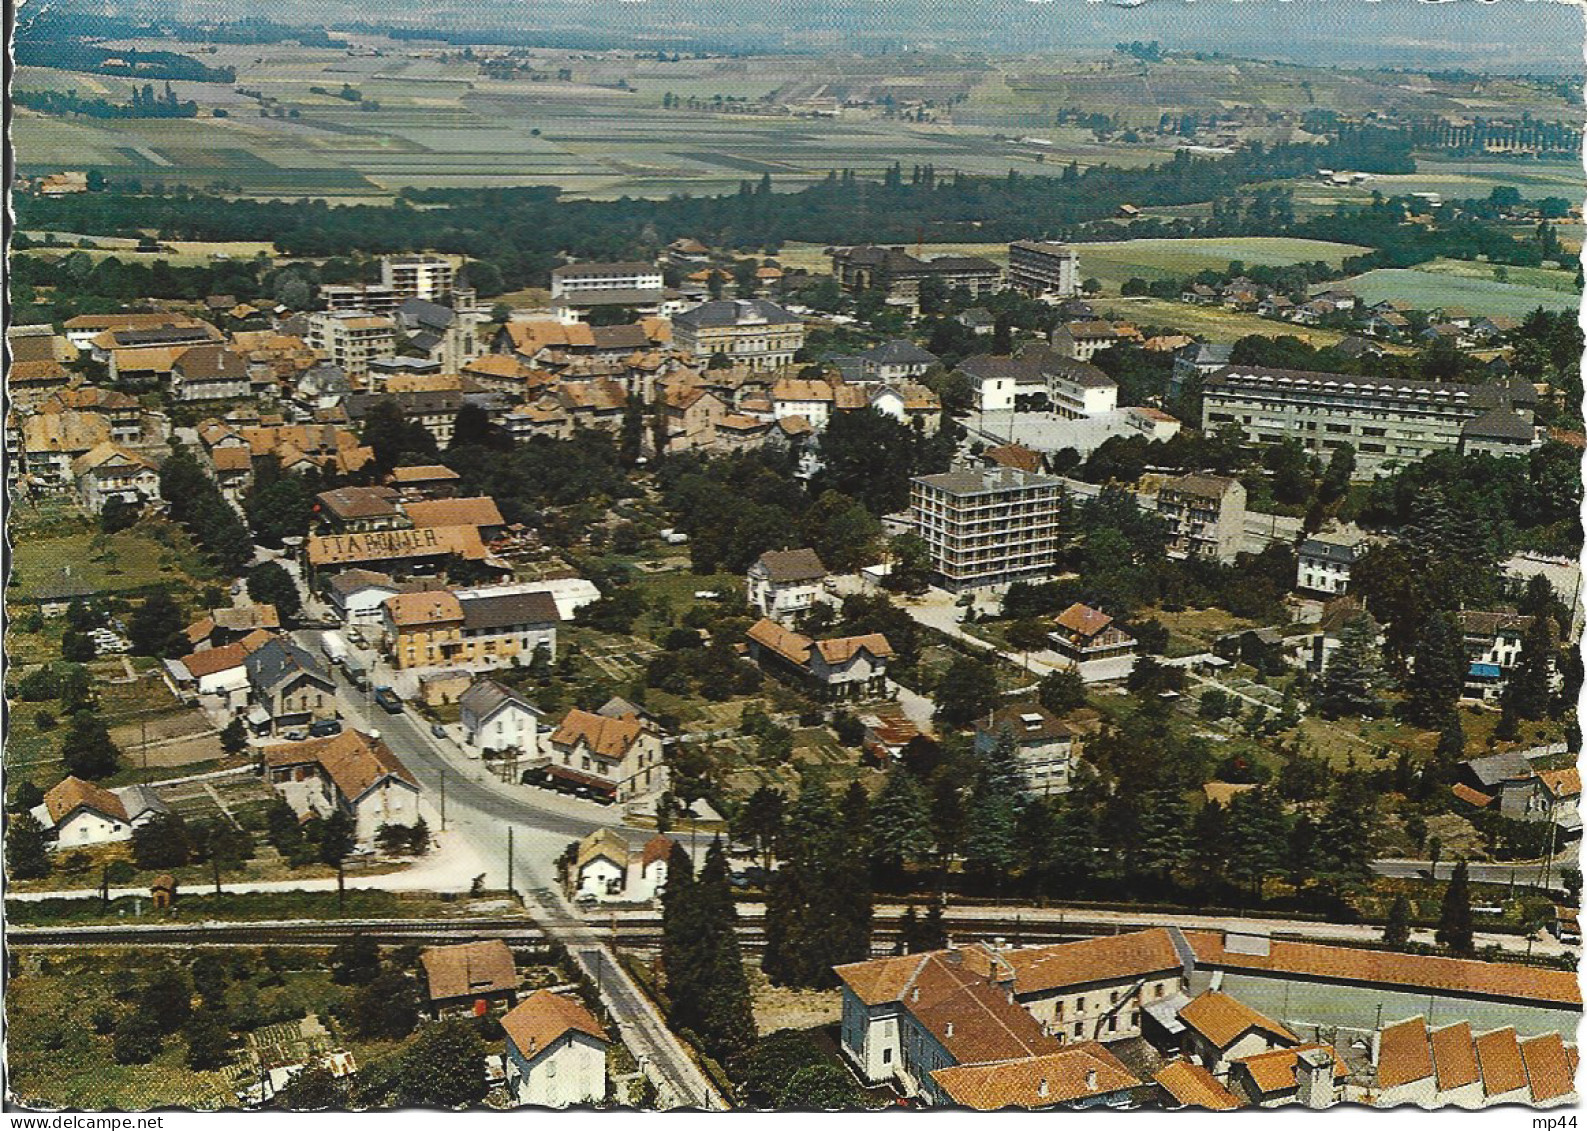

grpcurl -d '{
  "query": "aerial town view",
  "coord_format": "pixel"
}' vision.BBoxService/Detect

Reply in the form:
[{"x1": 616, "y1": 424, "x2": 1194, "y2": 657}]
[{"x1": 3, "y1": 0, "x2": 1584, "y2": 1116}]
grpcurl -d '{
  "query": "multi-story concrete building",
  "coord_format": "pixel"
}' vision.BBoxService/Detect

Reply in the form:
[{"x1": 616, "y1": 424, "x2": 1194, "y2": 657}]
[
  {"x1": 910, "y1": 467, "x2": 1064, "y2": 590},
  {"x1": 830, "y1": 246, "x2": 1003, "y2": 303},
  {"x1": 1201, "y1": 366, "x2": 1538, "y2": 475},
  {"x1": 549, "y1": 261, "x2": 664, "y2": 300},
  {"x1": 671, "y1": 299, "x2": 804, "y2": 371},
  {"x1": 382, "y1": 254, "x2": 456, "y2": 301},
  {"x1": 1008, "y1": 240, "x2": 1081, "y2": 299},
  {"x1": 305, "y1": 311, "x2": 397, "y2": 382},
  {"x1": 1156, "y1": 474, "x2": 1247, "y2": 564}
]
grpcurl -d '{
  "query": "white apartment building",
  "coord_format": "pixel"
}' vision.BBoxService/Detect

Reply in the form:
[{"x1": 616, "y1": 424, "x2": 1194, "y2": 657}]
[
  {"x1": 382, "y1": 255, "x2": 456, "y2": 301},
  {"x1": 305, "y1": 311, "x2": 397, "y2": 381},
  {"x1": 1008, "y1": 240, "x2": 1081, "y2": 299},
  {"x1": 1048, "y1": 360, "x2": 1118, "y2": 418},
  {"x1": 549, "y1": 261, "x2": 664, "y2": 300},
  {"x1": 1202, "y1": 366, "x2": 1538, "y2": 475},
  {"x1": 911, "y1": 466, "x2": 1064, "y2": 590}
]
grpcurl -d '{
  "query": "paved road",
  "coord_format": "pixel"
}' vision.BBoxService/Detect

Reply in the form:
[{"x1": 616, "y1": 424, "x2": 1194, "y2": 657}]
[
  {"x1": 314, "y1": 641, "x2": 723, "y2": 1110},
  {"x1": 1372, "y1": 852, "x2": 1577, "y2": 893}
]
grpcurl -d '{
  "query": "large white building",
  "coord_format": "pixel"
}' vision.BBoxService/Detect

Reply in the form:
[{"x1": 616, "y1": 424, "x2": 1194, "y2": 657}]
[
  {"x1": 1008, "y1": 240, "x2": 1081, "y2": 299},
  {"x1": 911, "y1": 466, "x2": 1064, "y2": 590},
  {"x1": 381, "y1": 254, "x2": 457, "y2": 301},
  {"x1": 549, "y1": 261, "x2": 664, "y2": 300},
  {"x1": 305, "y1": 311, "x2": 397, "y2": 381},
  {"x1": 1202, "y1": 366, "x2": 1538, "y2": 475}
]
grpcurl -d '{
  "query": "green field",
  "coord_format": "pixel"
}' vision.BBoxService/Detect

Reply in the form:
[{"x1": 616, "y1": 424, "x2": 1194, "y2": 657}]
[
  {"x1": 1070, "y1": 236, "x2": 1372, "y2": 289},
  {"x1": 1336, "y1": 267, "x2": 1580, "y2": 318},
  {"x1": 1100, "y1": 296, "x2": 1357, "y2": 347}
]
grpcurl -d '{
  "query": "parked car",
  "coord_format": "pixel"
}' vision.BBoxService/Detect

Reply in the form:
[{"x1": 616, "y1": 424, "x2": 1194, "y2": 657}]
[
  {"x1": 309, "y1": 719, "x2": 343, "y2": 738},
  {"x1": 430, "y1": 723, "x2": 448, "y2": 739},
  {"x1": 374, "y1": 687, "x2": 403, "y2": 714}
]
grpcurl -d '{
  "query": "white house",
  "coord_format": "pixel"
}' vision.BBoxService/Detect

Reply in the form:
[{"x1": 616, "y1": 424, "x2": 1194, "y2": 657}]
[
  {"x1": 327, "y1": 569, "x2": 401, "y2": 622},
  {"x1": 35, "y1": 776, "x2": 170, "y2": 848},
  {"x1": 70, "y1": 442, "x2": 159, "y2": 515},
  {"x1": 262, "y1": 729, "x2": 421, "y2": 845},
  {"x1": 501, "y1": 989, "x2": 610, "y2": 1108},
  {"x1": 634, "y1": 833, "x2": 678, "y2": 900},
  {"x1": 459, "y1": 678, "x2": 543, "y2": 756},
  {"x1": 573, "y1": 829, "x2": 630, "y2": 899},
  {"x1": 1296, "y1": 536, "x2": 1363, "y2": 596},
  {"x1": 747, "y1": 548, "x2": 829, "y2": 624}
]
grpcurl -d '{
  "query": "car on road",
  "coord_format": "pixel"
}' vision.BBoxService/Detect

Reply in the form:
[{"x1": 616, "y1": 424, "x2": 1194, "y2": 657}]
[
  {"x1": 374, "y1": 687, "x2": 403, "y2": 714},
  {"x1": 430, "y1": 723, "x2": 448, "y2": 739}
]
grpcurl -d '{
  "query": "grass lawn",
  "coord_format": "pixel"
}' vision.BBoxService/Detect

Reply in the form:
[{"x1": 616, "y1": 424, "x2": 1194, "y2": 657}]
[{"x1": 9, "y1": 513, "x2": 219, "y2": 601}]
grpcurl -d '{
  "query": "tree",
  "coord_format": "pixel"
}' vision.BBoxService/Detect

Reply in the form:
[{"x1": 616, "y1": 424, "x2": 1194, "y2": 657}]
[
  {"x1": 246, "y1": 561, "x2": 303, "y2": 620},
  {"x1": 396, "y1": 1020, "x2": 487, "y2": 1108},
  {"x1": 141, "y1": 963, "x2": 193, "y2": 1034},
  {"x1": 1314, "y1": 615, "x2": 1384, "y2": 719},
  {"x1": 1499, "y1": 612, "x2": 1557, "y2": 728},
  {"x1": 1400, "y1": 612, "x2": 1464, "y2": 728},
  {"x1": 7, "y1": 812, "x2": 52, "y2": 880},
  {"x1": 733, "y1": 786, "x2": 785, "y2": 871},
  {"x1": 349, "y1": 968, "x2": 420, "y2": 1039},
  {"x1": 112, "y1": 1012, "x2": 163, "y2": 1064},
  {"x1": 184, "y1": 1009, "x2": 235, "y2": 1070},
  {"x1": 128, "y1": 588, "x2": 185, "y2": 658},
  {"x1": 1383, "y1": 893, "x2": 1412, "y2": 949},
  {"x1": 330, "y1": 933, "x2": 382, "y2": 986},
  {"x1": 220, "y1": 717, "x2": 249, "y2": 756},
  {"x1": 1038, "y1": 669, "x2": 1086, "y2": 715},
  {"x1": 1224, "y1": 788, "x2": 1287, "y2": 898},
  {"x1": 62, "y1": 710, "x2": 122, "y2": 779},
  {"x1": 1005, "y1": 618, "x2": 1051, "y2": 664},
  {"x1": 61, "y1": 627, "x2": 97, "y2": 662},
  {"x1": 867, "y1": 770, "x2": 934, "y2": 876},
  {"x1": 933, "y1": 654, "x2": 1000, "y2": 730},
  {"x1": 1436, "y1": 859, "x2": 1475, "y2": 956},
  {"x1": 132, "y1": 812, "x2": 192, "y2": 870},
  {"x1": 245, "y1": 473, "x2": 315, "y2": 546},
  {"x1": 273, "y1": 1065, "x2": 347, "y2": 1110}
]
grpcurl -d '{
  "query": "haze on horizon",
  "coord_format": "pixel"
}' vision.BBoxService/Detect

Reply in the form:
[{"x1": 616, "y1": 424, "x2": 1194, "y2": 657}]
[{"x1": 40, "y1": 0, "x2": 1587, "y2": 72}]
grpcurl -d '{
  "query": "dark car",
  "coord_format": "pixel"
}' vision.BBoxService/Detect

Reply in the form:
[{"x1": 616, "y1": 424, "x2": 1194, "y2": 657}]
[
  {"x1": 374, "y1": 687, "x2": 403, "y2": 714},
  {"x1": 430, "y1": 723, "x2": 448, "y2": 739},
  {"x1": 308, "y1": 718, "x2": 343, "y2": 738}
]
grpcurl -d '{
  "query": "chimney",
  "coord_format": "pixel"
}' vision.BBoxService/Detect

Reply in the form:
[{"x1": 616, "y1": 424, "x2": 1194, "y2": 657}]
[
  {"x1": 945, "y1": 1022, "x2": 955, "y2": 1038},
  {"x1": 1085, "y1": 1069, "x2": 1098, "y2": 1092},
  {"x1": 1037, "y1": 1077, "x2": 1049, "y2": 1099},
  {"x1": 911, "y1": 987, "x2": 920, "y2": 1004}
]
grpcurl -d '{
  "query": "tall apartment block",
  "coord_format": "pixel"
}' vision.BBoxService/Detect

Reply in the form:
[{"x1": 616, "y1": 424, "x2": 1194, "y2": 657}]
[
  {"x1": 910, "y1": 467, "x2": 1064, "y2": 590},
  {"x1": 1007, "y1": 240, "x2": 1081, "y2": 298},
  {"x1": 382, "y1": 255, "x2": 457, "y2": 301},
  {"x1": 1156, "y1": 473, "x2": 1247, "y2": 564},
  {"x1": 1202, "y1": 365, "x2": 1537, "y2": 474}
]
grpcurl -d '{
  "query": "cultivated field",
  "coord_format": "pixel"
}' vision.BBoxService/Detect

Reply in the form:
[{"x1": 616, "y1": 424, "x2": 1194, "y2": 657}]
[
  {"x1": 1336, "y1": 267, "x2": 1580, "y2": 318},
  {"x1": 1069, "y1": 236, "x2": 1372, "y2": 288}
]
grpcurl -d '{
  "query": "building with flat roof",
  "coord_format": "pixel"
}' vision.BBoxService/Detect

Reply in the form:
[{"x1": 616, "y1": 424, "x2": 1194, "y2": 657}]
[
  {"x1": 831, "y1": 245, "x2": 1003, "y2": 304},
  {"x1": 1008, "y1": 240, "x2": 1081, "y2": 299},
  {"x1": 305, "y1": 311, "x2": 396, "y2": 381},
  {"x1": 1202, "y1": 365, "x2": 1538, "y2": 475},
  {"x1": 910, "y1": 466, "x2": 1064, "y2": 590},
  {"x1": 549, "y1": 261, "x2": 664, "y2": 300},
  {"x1": 381, "y1": 254, "x2": 456, "y2": 301}
]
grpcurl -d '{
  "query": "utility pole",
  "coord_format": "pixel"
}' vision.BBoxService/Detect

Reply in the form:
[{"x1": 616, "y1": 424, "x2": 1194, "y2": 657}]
[
  {"x1": 507, "y1": 826, "x2": 514, "y2": 895},
  {"x1": 440, "y1": 767, "x2": 447, "y2": 831}
]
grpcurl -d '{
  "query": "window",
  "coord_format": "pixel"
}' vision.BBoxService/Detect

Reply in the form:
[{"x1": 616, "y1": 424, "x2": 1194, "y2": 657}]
[
  {"x1": 1108, "y1": 1017, "x2": 1118, "y2": 1033},
  {"x1": 882, "y1": 1049, "x2": 892, "y2": 1065},
  {"x1": 1073, "y1": 1022, "x2": 1084, "y2": 1037}
]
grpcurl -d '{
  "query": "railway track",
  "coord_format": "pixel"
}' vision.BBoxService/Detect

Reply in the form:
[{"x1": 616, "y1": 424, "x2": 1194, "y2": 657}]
[{"x1": 5, "y1": 908, "x2": 1136, "y2": 952}]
